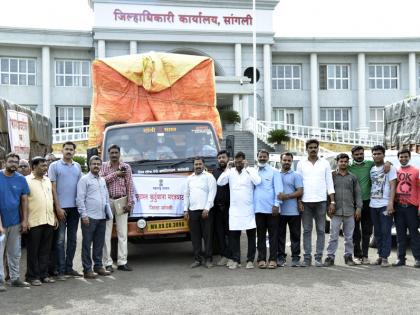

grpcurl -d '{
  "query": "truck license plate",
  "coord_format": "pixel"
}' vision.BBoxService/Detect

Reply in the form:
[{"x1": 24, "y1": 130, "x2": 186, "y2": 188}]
[{"x1": 146, "y1": 219, "x2": 189, "y2": 232}]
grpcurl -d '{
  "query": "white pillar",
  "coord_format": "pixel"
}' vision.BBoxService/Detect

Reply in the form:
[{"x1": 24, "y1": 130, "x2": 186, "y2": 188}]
[
  {"x1": 409, "y1": 52, "x2": 416, "y2": 97},
  {"x1": 310, "y1": 53, "x2": 319, "y2": 128},
  {"x1": 98, "y1": 40, "x2": 106, "y2": 58},
  {"x1": 41, "y1": 46, "x2": 50, "y2": 118},
  {"x1": 130, "y1": 41, "x2": 138, "y2": 55},
  {"x1": 233, "y1": 43, "x2": 242, "y2": 130},
  {"x1": 242, "y1": 95, "x2": 249, "y2": 130},
  {"x1": 263, "y1": 44, "x2": 272, "y2": 122},
  {"x1": 357, "y1": 53, "x2": 369, "y2": 135}
]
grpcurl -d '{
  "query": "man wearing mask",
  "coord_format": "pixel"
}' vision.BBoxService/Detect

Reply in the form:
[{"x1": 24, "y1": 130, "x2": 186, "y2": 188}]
[
  {"x1": 0, "y1": 153, "x2": 30, "y2": 291},
  {"x1": 254, "y1": 150, "x2": 282, "y2": 269},
  {"x1": 212, "y1": 150, "x2": 231, "y2": 267},
  {"x1": 217, "y1": 151, "x2": 261, "y2": 270},
  {"x1": 49, "y1": 141, "x2": 82, "y2": 280},
  {"x1": 184, "y1": 157, "x2": 217, "y2": 268},
  {"x1": 393, "y1": 149, "x2": 420, "y2": 267}
]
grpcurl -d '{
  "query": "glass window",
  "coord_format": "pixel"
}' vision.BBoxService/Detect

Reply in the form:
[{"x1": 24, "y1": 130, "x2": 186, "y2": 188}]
[
  {"x1": 369, "y1": 107, "x2": 384, "y2": 133},
  {"x1": 368, "y1": 65, "x2": 398, "y2": 90},
  {"x1": 0, "y1": 57, "x2": 36, "y2": 86},
  {"x1": 55, "y1": 59, "x2": 91, "y2": 87},
  {"x1": 320, "y1": 108, "x2": 351, "y2": 130},
  {"x1": 320, "y1": 64, "x2": 350, "y2": 90},
  {"x1": 272, "y1": 64, "x2": 302, "y2": 90}
]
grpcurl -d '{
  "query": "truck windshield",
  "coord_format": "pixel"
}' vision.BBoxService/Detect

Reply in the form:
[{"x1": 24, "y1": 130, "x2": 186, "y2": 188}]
[{"x1": 103, "y1": 123, "x2": 219, "y2": 173}]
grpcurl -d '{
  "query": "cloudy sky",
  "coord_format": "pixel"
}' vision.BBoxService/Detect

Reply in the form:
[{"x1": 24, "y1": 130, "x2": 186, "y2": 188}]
[{"x1": 1, "y1": 0, "x2": 420, "y2": 37}]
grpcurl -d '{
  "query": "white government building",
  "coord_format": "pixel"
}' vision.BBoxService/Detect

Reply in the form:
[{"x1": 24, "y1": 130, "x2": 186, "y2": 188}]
[{"x1": 1, "y1": 0, "x2": 419, "y2": 146}]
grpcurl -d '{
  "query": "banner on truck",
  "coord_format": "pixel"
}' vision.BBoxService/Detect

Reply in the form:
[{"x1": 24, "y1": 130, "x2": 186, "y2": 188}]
[
  {"x1": 132, "y1": 174, "x2": 187, "y2": 217},
  {"x1": 7, "y1": 110, "x2": 30, "y2": 159}
]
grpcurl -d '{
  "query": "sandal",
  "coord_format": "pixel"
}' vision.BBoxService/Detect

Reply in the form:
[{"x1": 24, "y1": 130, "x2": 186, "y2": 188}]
[
  {"x1": 268, "y1": 261, "x2": 277, "y2": 269},
  {"x1": 258, "y1": 261, "x2": 267, "y2": 269}
]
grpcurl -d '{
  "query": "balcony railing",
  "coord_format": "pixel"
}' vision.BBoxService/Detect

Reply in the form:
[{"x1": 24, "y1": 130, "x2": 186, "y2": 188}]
[{"x1": 53, "y1": 125, "x2": 89, "y2": 144}]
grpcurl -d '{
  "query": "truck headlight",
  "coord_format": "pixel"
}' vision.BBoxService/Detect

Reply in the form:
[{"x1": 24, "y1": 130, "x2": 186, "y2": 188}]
[{"x1": 137, "y1": 219, "x2": 147, "y2": 229}]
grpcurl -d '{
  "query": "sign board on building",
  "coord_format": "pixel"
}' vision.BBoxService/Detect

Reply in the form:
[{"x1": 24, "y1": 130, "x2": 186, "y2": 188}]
[
  {"x1": 94, "y1": 3, "x2": 273, "y2": 33},
  {"x1": 7, "y1": 109, "x2": 30, "y2": 160}
]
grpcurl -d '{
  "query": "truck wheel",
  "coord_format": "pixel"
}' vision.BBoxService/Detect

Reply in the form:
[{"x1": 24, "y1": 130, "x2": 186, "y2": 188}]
[{"x1": 111, "y1": 237, "x2": 118, "y2": 262}]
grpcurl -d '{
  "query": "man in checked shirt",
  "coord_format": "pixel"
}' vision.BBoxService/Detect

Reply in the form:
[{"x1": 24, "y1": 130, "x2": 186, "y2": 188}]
[{"x1": 100, "y1": 144, "x2": 135, "y2": 272}]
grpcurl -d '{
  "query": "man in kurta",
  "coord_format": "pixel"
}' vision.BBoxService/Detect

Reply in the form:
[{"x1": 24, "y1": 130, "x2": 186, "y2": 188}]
[{"x1": 217, "y1": 151, "x2": 261, "y2": 270}]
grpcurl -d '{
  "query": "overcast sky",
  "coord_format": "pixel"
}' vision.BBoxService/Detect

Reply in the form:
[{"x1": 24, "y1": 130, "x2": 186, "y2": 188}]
[{"x1": 1, "y1": 0, "x2": 420, "y2": 37}]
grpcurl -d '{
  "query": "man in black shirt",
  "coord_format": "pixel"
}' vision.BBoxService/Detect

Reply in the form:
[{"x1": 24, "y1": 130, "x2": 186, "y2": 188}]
[{"x1": 212, "y1": 150, "x2": 231, "y2": 266}]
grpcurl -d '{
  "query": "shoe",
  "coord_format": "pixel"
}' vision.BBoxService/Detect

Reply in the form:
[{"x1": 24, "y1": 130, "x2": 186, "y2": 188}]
[
  {"x1": 0, "y1": 283, "x2": 6, "y2": 292},
  {"x1": 10, "y1": 279, "x2": 30, "y2": 287},
  {"x1": 246, "y1": 261, "x2": 254, "y2": 269},
  {"x1": 381, "y1": 258, "x2": 390, "y2": 267},
  {"x1": 226, "y1": 259, "x2": 234, "y2": 267},
  {"x1": 373, "y1": 257, "x2": 382, "y2": 266},
  {"x1": 65, "y1": 269, "x2": 83, "y2": 277},
  {"x1": 300, "y1": 259, "x2": 311, "y2": 267},
  {"x1": 291, "y1": 259, "x2": 300, "y2": 267},
  {"x1": 361, "y1": 257, "x2": 370, "y2": 265},
  {"x1": 414, "y1": 260, "x2": 420, "y2": 268},
  {"x1": 117, "y1": 264, "x2": 133, "y2": 271},
  {"x1": 344, "y1": 256, "x2": 355, "y2": 266},
  {"x1": 105, "y1": 265, "x2": 114, "y2": 273},
  {"x1": 276, "y1": 258, "x2": 286, "y2": 267},
  {"x1": 95, "y1": 268, "x2": 111, "y2": 276},
  {"x1": 205, "y1": 261, "x2": 214, "y2": 269},
  {"x1": 314, "y1": 259, "x2": 324, "y2": 267},
  {"x1": 323, "y1": 256, "x2": 335, "y2": 267},
  {"x1": 258, "y1": 260, "x2": 267, "y2": 269},
  {"x1": 228, "y1": 261, "x2": 239, "y2": 270},
  {"x1": 56, "y1": 275, "x2": 67, "y2": 281},
  {"x1": 267, "y1": 260, "x2": 277, "y2": 269},
  {"x1": 392, "y1": 259, "x2": 406, "y2": 267},
  {"x1": 41, "y1": 277, "x2": 56, "y2": 283},
  {"x1": 190, "y1": 261, "x2": 201, "y2": 268},
  {"x1": 30, "y1": 280, "x2": 42, "y2": 286},
  {"x1": 83, "y1": 271, "x2": 98, "y2": 279},
  {"x1": 216, "y1": 256, "x2": 229, "y2": 266}
]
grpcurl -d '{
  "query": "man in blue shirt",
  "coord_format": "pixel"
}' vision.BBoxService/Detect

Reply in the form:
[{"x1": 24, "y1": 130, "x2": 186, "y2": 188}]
[
  {"x1": 49, "y1": 141, "x2": 82, "y2": 280},
  {"x1": 254, "y1": 150, "x2": 283, "y2": 269},
  {"x1": 0, "y1": 152, "x2": 30, "y2": 291},
  {"x1": 278, "y1": 152, "x2": 303, "y2": 267}
]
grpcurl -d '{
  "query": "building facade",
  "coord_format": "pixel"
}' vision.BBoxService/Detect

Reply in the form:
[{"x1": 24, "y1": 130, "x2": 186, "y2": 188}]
[{"x1": 1, "y1": 0, "x2": 420, "y2": 139}]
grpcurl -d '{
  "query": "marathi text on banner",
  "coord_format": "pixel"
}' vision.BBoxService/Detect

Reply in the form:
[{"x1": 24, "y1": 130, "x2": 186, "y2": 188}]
[
  {"x1": 7, "y1": 110, "x2": 30, "y2": 160},
  {"x1": 131, "y1": 174, "x2": 187, "y2": 217}
]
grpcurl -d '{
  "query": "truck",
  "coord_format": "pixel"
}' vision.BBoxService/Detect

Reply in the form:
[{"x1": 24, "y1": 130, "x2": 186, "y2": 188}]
[
  {"x1": 87, "y1": 52, "x2": 225, "y2": 244},
  {"x1": 0, "y1": 98, "x2": 52, "y2": 165}
]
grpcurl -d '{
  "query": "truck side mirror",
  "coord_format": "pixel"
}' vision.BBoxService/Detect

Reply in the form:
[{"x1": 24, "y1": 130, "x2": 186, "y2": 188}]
[
  {"x1": 86, "y1": 147, "x2": 99, "y2": 171},
  {"x1": 226, "y1": 135, "x2": 235, "y2": 158}
]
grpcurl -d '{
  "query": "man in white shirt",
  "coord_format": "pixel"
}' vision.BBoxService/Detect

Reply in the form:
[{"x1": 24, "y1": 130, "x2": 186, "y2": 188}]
[
  {"x1": 296, "y1": 139, "x2": 335, "y2": 267},
  {"x1": 184, "y1": 157, "x2": 217, "y2": 268},
  {"x1": 217, "y1": 151, "x2": 261, "y2": 270}
]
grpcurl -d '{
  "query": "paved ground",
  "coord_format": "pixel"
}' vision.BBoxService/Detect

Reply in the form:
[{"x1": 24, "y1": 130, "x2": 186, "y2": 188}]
[{"x1": 1, "y1": 231, "x2": 420, "y2": 315}]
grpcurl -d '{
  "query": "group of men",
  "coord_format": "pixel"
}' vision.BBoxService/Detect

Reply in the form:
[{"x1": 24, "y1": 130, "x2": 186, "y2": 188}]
[
  {"x1": 183, "y1": 139, "x2": 420, "y2": 270},
  {"x1": 0, "y1": 142, "x2": 134, "y2": 292}
]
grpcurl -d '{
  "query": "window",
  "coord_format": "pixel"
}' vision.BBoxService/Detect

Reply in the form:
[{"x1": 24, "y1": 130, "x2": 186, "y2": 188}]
[
  {"x1": 272, "y1": 64, "x2": 301, "y2": 90},
  {"x1": 271, "y1": 108, "x2": 285, "y2": 122},
  {"x1": 370, "y1": 107, "x2": 384, "y2": 133},
  {"x1": 56, "y1": 106, "x2": 90, "y2": 130},
  {"x1": 319, "y1": 64, "x2": 350, "y2": 90},
  {"x1": 320, "y1": 108, "x2": 350, "y2": 130},
  {"x1": 0, "y1": 57, "x2": 36, "y2": 86},
  {"x1": 55, "y1": 60, "x2": 91, "y2": 87},
  {"x1": 368, "y1": 64, "x2": 398, "y2": 89}
]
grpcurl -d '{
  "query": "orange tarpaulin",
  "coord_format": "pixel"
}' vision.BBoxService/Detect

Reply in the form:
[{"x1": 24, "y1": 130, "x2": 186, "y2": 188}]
[{"x1": 88, "y1": 52, "x2": 222, "y2": 147}]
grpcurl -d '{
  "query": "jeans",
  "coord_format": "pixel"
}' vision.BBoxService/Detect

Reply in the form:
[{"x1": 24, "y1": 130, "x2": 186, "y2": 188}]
[
  {"x1": 326, "y1": 215, "x2": 355, "y2": 258},
  {"x1": 256, "y1": 213, "x2": 279, "y2": 262},
  {"x1": 0, "y1": 224, "x2": 21, "y2": 282},
  {"x1": 394, "y1": 204, "x2": 420, "y2": 261},
  {"x1": 27, "y1": 224, "x2": 54, "y2": 281},
  {"x1": 56, "y1": 207, "x2": 79, "y2": 275},
  {"x1": 278, "y1": 215, "x2": 301, "y2": 261},
  {"x1": 302, "y1": 201, "x2": 327, "y2": 261},
  {"x1": 230, "y1": 229, "x2": 256, "y2": 264},
  {"x1": 81, "y1": 218, "x2": 106, "y2": 273},
  {"x1": 188, "y1": 210, "x2": 214, "y2": 262},
  {"x1": 370, "y1": 206, "x2": 393, "y2": 259},
  {"x1": 353, "y1": 200, "x2": 373, "y2": 258},
  {"x1": 213, "y1": 204, "x2": 230, "y2": 259}
]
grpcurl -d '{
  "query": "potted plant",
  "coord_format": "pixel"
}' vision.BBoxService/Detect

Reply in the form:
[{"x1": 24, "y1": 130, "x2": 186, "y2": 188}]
[
  {"x1": 219, "y1": 110, "x2": 241, "y2": 131},
  {"x1": 267, "y1": 129, "x2": 290, "y2": 152}
]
